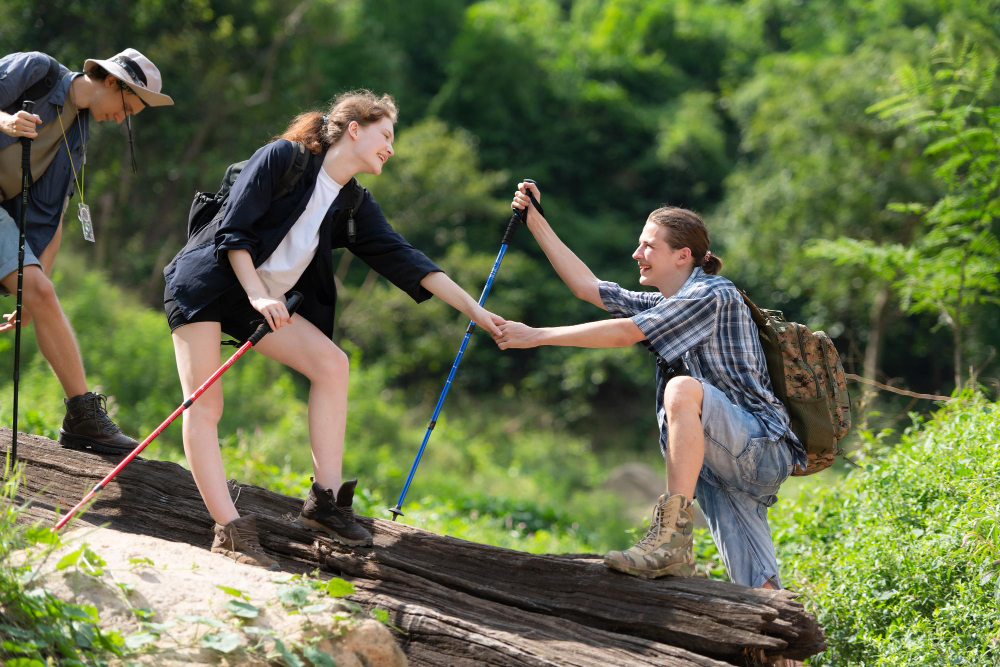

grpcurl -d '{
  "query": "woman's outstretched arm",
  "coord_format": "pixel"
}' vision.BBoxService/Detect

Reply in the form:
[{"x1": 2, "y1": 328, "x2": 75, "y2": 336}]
[{"x1": 419, "y1": 271, "x2": 505, "y2": 337}]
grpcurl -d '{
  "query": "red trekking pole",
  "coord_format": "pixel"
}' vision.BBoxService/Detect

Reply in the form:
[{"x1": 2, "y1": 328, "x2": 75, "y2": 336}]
[{"x1": 54, "y1": 292, "x2": 303, "y2": 531}]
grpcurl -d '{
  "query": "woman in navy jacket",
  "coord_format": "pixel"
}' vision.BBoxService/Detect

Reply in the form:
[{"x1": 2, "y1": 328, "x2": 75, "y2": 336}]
[{"x1": 163, "y1": 91, "x2": 504, "y2": 568}]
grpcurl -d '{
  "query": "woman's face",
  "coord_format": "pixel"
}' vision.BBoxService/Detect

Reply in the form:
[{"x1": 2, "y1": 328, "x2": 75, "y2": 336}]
[
  {"x1": 89, "y1": 76, "x2": 145, "y2": 123},
  {"x1": 351, "y1": 116, "x2": 395, "y2": 175}
]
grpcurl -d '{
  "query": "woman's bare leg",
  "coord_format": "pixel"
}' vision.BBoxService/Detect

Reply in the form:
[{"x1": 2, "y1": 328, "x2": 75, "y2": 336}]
[
  {"x1": 254, "y1": 316, "x2": 349, "y2": 491},
  {"x1": 172, "y1": 322, "x2": 239, "y2": 525}
]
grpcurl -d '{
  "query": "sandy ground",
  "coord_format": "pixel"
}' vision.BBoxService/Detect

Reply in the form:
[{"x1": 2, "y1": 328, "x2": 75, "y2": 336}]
[{"x1": 19, "y1": 525, "x2": 406, "y2": 666}]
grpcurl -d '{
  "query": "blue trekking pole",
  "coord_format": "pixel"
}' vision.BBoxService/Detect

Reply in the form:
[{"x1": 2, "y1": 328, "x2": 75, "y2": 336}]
[{"x1": 389, "y1": 180, "x2": 543, "y2": 520}]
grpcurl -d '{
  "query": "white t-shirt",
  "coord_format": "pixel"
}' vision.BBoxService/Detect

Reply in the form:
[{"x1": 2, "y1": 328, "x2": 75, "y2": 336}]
[{"x1": 257, "y1": 167, "x2": 343, "y2": 299}]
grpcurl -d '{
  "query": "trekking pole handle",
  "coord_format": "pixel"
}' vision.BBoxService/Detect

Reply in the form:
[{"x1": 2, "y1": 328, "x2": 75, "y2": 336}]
[
  {"x1": 502, "y1": 179, "x2": 542, "y2": 245},
  {"x1": 20, "y1": 101, "x2": 34, "y2": 166},
  {"x1": 247, "y1": 291, "x2": 304, "y2": 345}
]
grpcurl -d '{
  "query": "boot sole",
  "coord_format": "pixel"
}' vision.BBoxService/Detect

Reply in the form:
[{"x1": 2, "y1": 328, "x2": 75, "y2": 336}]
[
  {"x1": 59, "y1": 430, "x2": 137, "y2": 455},
  {"x1": 298, "y1": 515, "x2": 373, "y2": 547},
  {"x1": 604, "y1": 558, "x2": 696, "y2": 579}
]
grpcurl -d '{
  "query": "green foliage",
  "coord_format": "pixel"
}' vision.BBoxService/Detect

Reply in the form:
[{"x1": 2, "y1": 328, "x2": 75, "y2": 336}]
[
  {"x1": 772, "y1": 393, "x2": 1000, "y2": 664},
  {"x1": 810, "y1": 38, "x2": 1000, "y2": 386},
  {"x1": 0, "y1": 464, "x2": 128, "y2": 665}
]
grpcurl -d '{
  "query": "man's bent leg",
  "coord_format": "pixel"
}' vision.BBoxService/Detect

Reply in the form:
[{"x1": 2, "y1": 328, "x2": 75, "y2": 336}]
[
  {"x1": 1, "y1": 265, "x2": 87, "y2": 397},
  {"x1": 2, "y1": 265, "x2": 139, "y2": 453},
  {"x1": 603, "y1": 376, "x2": 703, "y2": 579},
  {"x1": 664, "y1": 376, "x2": 705, "y2": 499},
  {"x1": 695, "y1": 473, "x2": 782, "y2": 588},
  {"x1": 695, "y1": 380, "x2": 793, "y2": 588}
]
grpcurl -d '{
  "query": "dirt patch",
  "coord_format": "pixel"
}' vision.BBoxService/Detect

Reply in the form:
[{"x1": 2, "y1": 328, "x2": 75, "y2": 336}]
[{"x1": 23, "y1": 526, "x2": 406, "y2": 666}]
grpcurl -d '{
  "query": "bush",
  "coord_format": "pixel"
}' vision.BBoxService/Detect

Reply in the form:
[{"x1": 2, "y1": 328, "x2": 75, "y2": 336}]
[{"x1": 772, "y1": 392, "x2": 1000, "y2": 665}]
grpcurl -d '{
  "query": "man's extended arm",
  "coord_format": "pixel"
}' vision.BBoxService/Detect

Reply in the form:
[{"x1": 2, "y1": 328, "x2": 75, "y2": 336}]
[
  {"x1": 495, "y1": 318, "x2": 644, "y2": 350},
  {"x1": 514, "y1": 183, "x2": 606, "y2": 311}
]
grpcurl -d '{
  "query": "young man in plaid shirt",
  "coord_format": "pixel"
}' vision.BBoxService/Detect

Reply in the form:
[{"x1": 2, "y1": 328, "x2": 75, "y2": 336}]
[{"x1": 496, "y1": 182, "x2": 807, "y2": 590}]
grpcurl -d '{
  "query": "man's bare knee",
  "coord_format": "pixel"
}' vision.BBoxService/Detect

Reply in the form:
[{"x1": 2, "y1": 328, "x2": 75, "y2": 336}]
[
  {"x1": 664, "y1": 376, "x2": 703, "y2": 417},
  {"x1": 21, "y1": 268, "x2": 59, "y2": 310}
]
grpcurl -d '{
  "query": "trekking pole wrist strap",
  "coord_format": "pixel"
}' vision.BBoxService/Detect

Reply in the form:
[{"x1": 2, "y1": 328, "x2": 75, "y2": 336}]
[{"x1": 502, "y1": 178, "x2": 542, "y2": 245}]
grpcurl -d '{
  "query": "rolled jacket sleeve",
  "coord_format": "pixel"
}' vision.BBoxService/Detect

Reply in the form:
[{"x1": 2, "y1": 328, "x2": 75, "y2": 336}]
[
  {"x1": 214, "y1": 140, "x2": 294, "y2": 262},
  {"x1": 348, "y1": 192, "x2": 441, "y2": 302},
  {"x1": 0, "y1": 52, "x2": 50, "y2": 111}
]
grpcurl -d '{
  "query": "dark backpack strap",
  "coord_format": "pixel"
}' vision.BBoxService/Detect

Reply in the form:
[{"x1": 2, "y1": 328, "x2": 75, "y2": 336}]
[
  {"x1": 4, "y1": 55, "x2": 61, "y2": 114},
  {"x1": 346, "y1": 178, "x2": 367, "y2": 244},
  {"x1": 271, "y1": 141, "x2": 308, "y2": 200},
  {"x1": 737, "y1": 288, "x2": 769, "y2": 331}
]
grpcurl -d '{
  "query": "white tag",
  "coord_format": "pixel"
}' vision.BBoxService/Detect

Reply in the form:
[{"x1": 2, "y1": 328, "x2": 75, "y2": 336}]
[{"x1": 78, "y1": 202, "x2": 94, "y2": 242}]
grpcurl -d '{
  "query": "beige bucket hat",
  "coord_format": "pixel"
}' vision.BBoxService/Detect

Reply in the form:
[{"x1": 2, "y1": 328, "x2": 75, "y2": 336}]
[{"x1": 83, "y1": 48, "x2": 173, "y2": 107}]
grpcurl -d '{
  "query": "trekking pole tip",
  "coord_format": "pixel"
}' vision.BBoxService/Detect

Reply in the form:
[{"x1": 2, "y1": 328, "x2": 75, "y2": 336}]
[{"x1": 388, "y1": 505, "x2": 404, "y2": 521}]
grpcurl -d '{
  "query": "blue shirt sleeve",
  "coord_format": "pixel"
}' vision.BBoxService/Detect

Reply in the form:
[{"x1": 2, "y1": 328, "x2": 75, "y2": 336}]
[{"x1": 0, "y1": 52, "x2": 50, "y2": 111}]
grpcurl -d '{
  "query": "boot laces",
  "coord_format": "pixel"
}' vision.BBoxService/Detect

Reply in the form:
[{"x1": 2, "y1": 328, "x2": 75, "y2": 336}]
[
  {"x1": 82, "y1": 394, "x2": 123, "y2": 435},
  {"x1": 320, "y1": 488, "x2": 357, "y2": 523},
  {"x1": 232, "y1": 522, "x2": 265, "y2": 552},
  {"x1": 635, "y1": 502, "x2": 677, "y2": 549}
]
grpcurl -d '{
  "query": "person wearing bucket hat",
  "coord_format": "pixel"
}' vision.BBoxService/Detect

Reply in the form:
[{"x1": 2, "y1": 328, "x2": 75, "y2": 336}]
[{"x1": 0, "y1": 48, "x2": 173, "y2": 455}]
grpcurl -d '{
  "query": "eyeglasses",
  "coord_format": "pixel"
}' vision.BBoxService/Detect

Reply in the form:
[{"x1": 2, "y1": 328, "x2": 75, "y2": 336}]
[{"x1": 119, "y1": 84, "x2": 138, "y2": 175}]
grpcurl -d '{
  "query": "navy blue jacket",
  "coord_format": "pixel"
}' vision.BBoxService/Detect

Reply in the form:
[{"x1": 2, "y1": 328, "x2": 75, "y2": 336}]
[{"x1": 163, "y1": 139, "x2": 441, "y2": 338}]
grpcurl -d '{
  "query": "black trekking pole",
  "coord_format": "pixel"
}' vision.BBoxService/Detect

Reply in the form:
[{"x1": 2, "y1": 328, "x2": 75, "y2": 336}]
[
  {"x1": 389, "y1": 180, "x2": 543, "y2": 521},
  {"x1": 10, "y1": 100, "x2": 35, "y2": 465},
  {"x1": 54, "y1": 292, "x2": 304, "y2": 531}
]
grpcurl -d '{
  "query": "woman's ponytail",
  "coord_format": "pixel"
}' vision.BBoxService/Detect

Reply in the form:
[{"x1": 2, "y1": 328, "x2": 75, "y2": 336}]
[{"x1": 275, "y1": 90, "x2": 398, "y2": 154}]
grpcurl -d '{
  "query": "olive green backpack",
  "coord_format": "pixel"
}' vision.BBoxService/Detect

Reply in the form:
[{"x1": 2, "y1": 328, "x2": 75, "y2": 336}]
[{"x1": 739, "y1": 291, "x2": 853, "y2": 475}]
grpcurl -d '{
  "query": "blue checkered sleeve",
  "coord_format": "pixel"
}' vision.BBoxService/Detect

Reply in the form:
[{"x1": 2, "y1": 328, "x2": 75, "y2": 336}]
[{"x1": 598, "y1": 280, "x2": 662, "y2": 318}]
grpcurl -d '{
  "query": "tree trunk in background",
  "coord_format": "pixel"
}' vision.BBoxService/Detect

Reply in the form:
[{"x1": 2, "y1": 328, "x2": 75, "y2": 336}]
[{"x1": 863, "y1": 285, "x2": 889, "y2": 384}]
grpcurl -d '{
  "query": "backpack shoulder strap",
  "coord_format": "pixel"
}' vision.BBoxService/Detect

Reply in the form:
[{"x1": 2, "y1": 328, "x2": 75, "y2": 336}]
[
  {"x1": 271, "y1": 141, "x2": 308, "y2": 200},
  {"x1": 737, "y1": 288, "x2": 769, "y2": 331},
  {"x1": 5, "y1": 55, "x2": 61, "y2": 114},
  {"x1": 346, "y1": 178, "x2": 367, "y2": 243}
]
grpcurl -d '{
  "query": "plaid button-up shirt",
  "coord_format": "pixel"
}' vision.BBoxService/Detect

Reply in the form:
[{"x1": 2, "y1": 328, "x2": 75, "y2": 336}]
[{"x1": 600, "y1": 267, "x2": 806, "y2": 466}]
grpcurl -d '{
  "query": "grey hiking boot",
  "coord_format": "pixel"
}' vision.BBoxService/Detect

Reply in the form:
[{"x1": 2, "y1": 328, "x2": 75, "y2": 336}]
[
  {"x1": 299, "y1": 479, "x2": 373, "y2": 547},
  {"x1": 210, "y1": 514, "x2": 280, "y2": 570},
  {"x1": 604, "y1": 494, "x2": 696, "y2": 579},
  {"x1": 59, "y1": 392, "x2": 139, "y2": 455}
]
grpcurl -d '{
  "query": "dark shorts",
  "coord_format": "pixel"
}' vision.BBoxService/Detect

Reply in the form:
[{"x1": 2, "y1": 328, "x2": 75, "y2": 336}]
[{"x1": 164, "y1": 283, "x2": 264, "y2": 342}]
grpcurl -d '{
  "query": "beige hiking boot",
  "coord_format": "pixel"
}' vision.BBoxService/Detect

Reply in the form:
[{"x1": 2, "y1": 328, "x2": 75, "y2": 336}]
[
  {"x1": 210, "y1": 514, "x2": 280, "y2": 570},
  {"x1": 604, "y1": 494, "x2": 696, "y2": 579}
]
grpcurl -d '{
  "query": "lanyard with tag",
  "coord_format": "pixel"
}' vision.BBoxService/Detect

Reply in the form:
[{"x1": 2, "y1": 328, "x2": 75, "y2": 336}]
[{"x1": 57, "y1": 103, "x2": 94, "y2": 242}]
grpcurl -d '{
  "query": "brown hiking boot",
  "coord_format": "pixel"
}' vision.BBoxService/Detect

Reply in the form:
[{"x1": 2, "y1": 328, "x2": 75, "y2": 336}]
[
  {"x1": 299, "y1": 479, "x2": 373, "y2": 547},
  {"x1": 59, "y1": 392, "x2": 139, "y2": 455},
  {"x1": 604, "y1": 494, "x2": 696, "y2": 579},
  {"x1": 210, "y1": 514, "x2": 280, "y2": 570}
]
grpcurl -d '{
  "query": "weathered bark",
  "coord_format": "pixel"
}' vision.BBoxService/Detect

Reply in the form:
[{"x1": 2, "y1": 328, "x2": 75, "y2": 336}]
[{"x1": 3, "y1": 430, "x2": 826, "y2": 666}]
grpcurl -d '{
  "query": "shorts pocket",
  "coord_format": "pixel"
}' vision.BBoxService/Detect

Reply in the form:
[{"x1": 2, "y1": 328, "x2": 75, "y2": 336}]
[{"x1": 737, "y1": 437, "x2": 792, "y2": 488}]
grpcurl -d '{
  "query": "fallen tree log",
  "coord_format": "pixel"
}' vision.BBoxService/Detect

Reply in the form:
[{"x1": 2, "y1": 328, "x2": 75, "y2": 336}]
[{"x1": 3, "y1": 429, "x2": 826, "y2": 665}]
